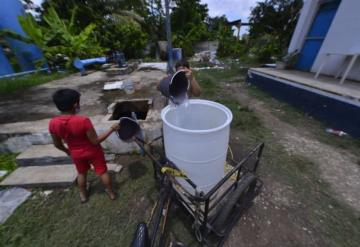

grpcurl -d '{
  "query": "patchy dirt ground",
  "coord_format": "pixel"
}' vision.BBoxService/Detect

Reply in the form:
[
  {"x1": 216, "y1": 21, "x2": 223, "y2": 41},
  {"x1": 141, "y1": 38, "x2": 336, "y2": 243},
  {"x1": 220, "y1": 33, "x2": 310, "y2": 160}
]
[
  {"x1": 224, "y1": 82, "x2": 360, "y2": 213},
  {"x1": 1, "y1": 64, "x2": 359, "y2": 247},
  {"x1": 0, "y1": 69, "x2": 166, "y2": 124}
]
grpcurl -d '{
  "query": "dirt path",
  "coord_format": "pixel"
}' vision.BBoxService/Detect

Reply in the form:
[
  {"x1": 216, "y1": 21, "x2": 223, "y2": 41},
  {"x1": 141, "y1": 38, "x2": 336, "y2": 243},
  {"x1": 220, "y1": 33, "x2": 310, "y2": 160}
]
[
  {"x1": 216, "y1": 80, "x2": 360, "y2": 247},
  {"x1": 225, "y1": 82, "x2": 360, "y2": 213}
]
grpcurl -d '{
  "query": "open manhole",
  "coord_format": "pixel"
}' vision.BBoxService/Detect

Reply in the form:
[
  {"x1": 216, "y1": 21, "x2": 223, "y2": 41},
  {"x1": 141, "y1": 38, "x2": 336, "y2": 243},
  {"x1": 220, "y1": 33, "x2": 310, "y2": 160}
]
[{"x1": 109, "y1": 99, "x2": 151, "y2": 120}]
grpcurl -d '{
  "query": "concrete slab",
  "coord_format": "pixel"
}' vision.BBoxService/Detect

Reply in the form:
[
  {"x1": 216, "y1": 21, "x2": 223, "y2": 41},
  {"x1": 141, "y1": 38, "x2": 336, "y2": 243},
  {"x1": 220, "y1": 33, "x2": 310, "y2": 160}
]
[
  {"x1": 250, "y1": 68, "x2": 360, "y2": 101},
  {"x1": 0, "y1": 165, "x2": 77, "y2": 188},
  {"x1": 16, "y1": 144, "x2": 116, "y2": 166},
  {"x1": 0, "y1": 187, "x2": 31, "y2": 223},
  {"x1": 16, "y1": 144, "x2": 72, "y2": 166}
]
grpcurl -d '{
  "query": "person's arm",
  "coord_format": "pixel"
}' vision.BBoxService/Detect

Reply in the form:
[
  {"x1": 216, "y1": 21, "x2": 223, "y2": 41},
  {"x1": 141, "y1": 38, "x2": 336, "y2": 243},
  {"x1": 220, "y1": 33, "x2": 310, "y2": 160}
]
[
  {"x1": 51, "y1": 134, "x2": 70, "y2": 155},
  {"x1": 86, "y1": 123, "x2": 119, "y2": 145},
  {"x1": 185, "y1": 68, "x2": 201, "y2": 97}
]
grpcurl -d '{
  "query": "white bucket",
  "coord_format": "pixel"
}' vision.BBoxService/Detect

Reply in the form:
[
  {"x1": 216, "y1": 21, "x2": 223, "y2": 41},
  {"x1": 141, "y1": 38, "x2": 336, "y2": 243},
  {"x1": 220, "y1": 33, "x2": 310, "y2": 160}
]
[{"x1": 161, "y1": 99, "x2": 233, "y2": 194}]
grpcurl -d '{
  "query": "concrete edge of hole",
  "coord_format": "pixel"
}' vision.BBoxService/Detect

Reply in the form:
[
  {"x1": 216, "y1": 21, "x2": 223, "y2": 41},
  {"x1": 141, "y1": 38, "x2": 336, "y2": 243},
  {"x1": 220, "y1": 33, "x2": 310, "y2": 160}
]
[{"x1": 105, "y1": 98, "x2": 154, "y2": 121}]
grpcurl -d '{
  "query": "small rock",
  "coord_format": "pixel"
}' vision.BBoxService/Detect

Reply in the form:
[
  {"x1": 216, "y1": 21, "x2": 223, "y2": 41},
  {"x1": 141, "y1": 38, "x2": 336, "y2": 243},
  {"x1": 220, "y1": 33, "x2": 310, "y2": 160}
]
[
  {"x1": 0, "y1": 170, "x2": 8, "y2": 178},
  {"x1": 328, "y1": 205, "x2": 333, "y2": 209},
  {"x1": 267, "y1": 220, "x2": 271, "y2": 225},
  {"x1": 302, "y1": 227, "x2": 308, "y2": 231},
  {"x1": 40, "y1": 190, "x2": 53, "y2": 197}
]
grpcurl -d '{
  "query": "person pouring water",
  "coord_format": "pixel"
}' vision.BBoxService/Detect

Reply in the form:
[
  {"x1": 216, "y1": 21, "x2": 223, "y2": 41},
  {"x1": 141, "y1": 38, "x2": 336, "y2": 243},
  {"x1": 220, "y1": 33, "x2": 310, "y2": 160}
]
[{"x1": 158, "y1": 59, "x2": 201, "y2": 105}]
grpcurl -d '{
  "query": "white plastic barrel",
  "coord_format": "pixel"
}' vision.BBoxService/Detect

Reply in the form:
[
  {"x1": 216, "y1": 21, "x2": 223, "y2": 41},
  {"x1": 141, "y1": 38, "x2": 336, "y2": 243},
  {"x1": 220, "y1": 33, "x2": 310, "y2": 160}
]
[{"x1": 161, "y1": 99, "x2": 233, "y2": 194}]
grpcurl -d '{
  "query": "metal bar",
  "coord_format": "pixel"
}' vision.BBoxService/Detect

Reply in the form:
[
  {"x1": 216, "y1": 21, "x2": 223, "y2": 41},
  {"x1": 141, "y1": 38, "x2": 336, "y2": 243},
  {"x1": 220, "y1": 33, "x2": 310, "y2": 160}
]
[
  {"x1": 340, "y1": 54, "x2": 358, "y2": 84},
  {"x1": 203, "y1": 143, "x2": 264, "y2": 200},
  {"x1": 166, "y1": 159, "x2": 197, "y2": 189},
  {"x1": 159, "y1": 196, "x2": 172, "y2": 247},
  {"x1": 203, "y1": 199, "x2": 210, "y2": 228},
  {"x1": 253, "y1": 143, "x2": 265, "y2": 172},
  {"x1": 134, "y1": 138, "x2": 163, "y2": 168},
  {"x1": 150, "y1": 190, "x2": 168, "y2": 247},
  {"x1": 164, "y1": 0, "x2": 174, "y2": 74},
  {"x1": 0, "y1": 68, "x2": 49, "y2": 79}
]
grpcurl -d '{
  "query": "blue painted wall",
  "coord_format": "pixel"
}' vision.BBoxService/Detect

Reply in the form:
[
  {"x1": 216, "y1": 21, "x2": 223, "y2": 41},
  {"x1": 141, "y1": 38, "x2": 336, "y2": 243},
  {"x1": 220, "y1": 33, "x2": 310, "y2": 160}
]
[
  {"x1": 0, "y1": 0, "x2": 44, "y2": 73},
  {"x1": 296, "y1": 1, "x2": 341, "y2": 71},
  {"x1": 0, "y1": 46, "x2": 14, "y2": 75}
]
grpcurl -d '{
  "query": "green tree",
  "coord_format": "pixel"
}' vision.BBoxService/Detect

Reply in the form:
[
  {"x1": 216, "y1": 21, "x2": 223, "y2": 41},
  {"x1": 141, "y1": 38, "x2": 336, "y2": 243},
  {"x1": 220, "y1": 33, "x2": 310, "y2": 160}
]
[
  {"x1": 17, "y1": 7, "x2": 106, "y2": 68},
  {"x1": 171, "y1": 0, "x2": 209, "y2": 57},
  {"x1": 40, "y1": 0, "x2": 148, "y2": 58},
  {"x1": 248, "y1": 0, "x2": 303, "y2": 61},
  {"x1": 206, "y1": 15, "x2": 228, "y2": 40},
  {"x1": 217, "y1": 22, "x2": 247, "y2": 58}
]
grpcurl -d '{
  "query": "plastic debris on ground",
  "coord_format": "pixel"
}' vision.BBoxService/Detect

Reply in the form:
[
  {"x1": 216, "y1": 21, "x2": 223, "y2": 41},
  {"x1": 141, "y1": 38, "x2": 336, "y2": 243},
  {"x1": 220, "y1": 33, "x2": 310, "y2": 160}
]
[
  {"x1": 191, "y1": 50, "x2": 222, "y2": 65},
  {"x1": 325, "y1": 128, "x2": 348, "y2": 137},
  {"x1": 138, "y1": 62, "x2": 167, "y2": 72},
  {"x1": 0, "y1": 187, "x2": 31, "y2": 223},
  {"x1": 39, "y1": 190, "x2": 53, "y2": 198},
  {"x1": 103, "y1": 80, "x2": 124, "y2": 91},
  {"x1": 192, "y1": 66, "x2": 225, "y2": 71}
]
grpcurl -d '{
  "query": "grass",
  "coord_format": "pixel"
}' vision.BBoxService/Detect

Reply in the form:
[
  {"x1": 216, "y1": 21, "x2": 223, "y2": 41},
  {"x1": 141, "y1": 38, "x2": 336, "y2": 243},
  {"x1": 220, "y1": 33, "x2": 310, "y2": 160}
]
[
  {"x1": 0, "y1": 71, "x2": 70, "y2": 95},
  {"x1": 246, "y1": 83, "x2": 360, "y2": 155},
  {"x1": 197, "y1": 62, "x2": 360, "y2": 246},
  {"x1": 0, "y1": 156, "x2": 157, "y2": 246},
  {"x1": 0, "y1": 153, "x2": 18, "y2": 181},
  {"x1": 260, "y1": 135, "x2": 360, "y2": 247},
  {"x1": 1, "y1": 61, "x2": 360, "y2": 246}
]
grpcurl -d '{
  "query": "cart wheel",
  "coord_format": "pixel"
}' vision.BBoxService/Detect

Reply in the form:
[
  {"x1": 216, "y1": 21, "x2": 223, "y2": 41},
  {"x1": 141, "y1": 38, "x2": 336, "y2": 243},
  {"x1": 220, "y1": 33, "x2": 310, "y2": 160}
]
[
  {"x1": 130, "y1": 222, "x2": 150, "y2": 247},
  {"x1": 212, "y1": 173, "x2": 257, "y2": 234}
]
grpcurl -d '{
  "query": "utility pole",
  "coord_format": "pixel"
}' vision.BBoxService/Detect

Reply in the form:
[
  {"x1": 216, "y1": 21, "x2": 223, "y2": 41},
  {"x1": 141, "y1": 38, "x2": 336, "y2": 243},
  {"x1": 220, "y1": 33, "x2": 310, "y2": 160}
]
[{"x1": 165, "y1": 0, "x2": 174, "y2": 74}]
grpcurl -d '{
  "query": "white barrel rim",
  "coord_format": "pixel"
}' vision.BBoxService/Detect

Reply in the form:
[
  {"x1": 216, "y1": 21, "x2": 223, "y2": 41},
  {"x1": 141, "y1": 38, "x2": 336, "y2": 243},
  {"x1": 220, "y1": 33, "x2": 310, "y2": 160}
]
[{"x1": 161, "y1": 99, "x2": 233, "y2": 134}]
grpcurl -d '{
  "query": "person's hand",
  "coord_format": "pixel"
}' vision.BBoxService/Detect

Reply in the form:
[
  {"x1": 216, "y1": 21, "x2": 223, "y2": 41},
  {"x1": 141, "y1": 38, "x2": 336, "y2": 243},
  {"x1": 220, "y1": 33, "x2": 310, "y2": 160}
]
[
  {"x1": 183, "y1": 68, "x2": 193, "y2": 80},
  {"x1": 110, "y1": 123, "x2": 120, "y2": 131}
]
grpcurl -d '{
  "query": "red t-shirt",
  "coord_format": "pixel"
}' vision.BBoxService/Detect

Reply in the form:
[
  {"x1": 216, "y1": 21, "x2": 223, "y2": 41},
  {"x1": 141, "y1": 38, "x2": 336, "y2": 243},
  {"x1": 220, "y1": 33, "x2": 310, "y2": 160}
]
[{"x1": 49, "y1": 115, "x2": 102, "y2": 155}]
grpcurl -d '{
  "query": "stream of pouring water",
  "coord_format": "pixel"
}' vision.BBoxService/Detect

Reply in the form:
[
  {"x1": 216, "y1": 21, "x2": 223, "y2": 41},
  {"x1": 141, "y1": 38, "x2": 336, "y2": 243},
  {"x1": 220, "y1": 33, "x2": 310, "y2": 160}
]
[{"x1": 169, "y1": 94, "x2": 190, "y2": 128}]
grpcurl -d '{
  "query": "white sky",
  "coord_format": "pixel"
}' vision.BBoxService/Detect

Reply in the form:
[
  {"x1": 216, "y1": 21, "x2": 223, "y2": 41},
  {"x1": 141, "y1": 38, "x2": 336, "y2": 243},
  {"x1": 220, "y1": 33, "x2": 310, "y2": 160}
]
[
  {"x1": 32, "y1": 0, "x2": 259, "y2": 35},
  {"x1": 201, "y1": 0, "x2": 259, "y2": 36}
]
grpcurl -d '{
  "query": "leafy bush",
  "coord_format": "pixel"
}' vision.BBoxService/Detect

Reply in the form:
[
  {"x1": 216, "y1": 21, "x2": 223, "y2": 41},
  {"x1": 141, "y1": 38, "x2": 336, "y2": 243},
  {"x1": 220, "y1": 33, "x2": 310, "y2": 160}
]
[
  {"x1": 17, "y1": 7, "x2": 106, "y2": 69},
  {"x1": 101, "y1": 21, "x2": 148, "y2": 58},
  {"x1": 173, "y1": 23, "x2": 209, "y2": 57},
  {"x1": 217, "y1": 25, "x2": 248, "y2": 58},
  {"x1": 249, "y1": 34, "x2": 282, "y2": 63}
]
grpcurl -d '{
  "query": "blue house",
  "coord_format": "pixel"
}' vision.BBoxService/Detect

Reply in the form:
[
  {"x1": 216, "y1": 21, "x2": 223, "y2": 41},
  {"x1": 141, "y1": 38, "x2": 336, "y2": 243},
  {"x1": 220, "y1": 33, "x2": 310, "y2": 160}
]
[
  {"x1": 0, "y1": 0, "x2": 44, "y2": 76},
  {"x1": 247, "y1": 0, "x2": 360, "y2": 137}
]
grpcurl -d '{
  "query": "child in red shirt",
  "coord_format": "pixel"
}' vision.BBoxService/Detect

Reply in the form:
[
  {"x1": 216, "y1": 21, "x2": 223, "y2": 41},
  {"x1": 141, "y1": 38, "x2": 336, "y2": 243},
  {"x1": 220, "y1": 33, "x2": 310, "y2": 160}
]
[{"x1": 49, "y1": 88, "x2": 119, "y2": 203}]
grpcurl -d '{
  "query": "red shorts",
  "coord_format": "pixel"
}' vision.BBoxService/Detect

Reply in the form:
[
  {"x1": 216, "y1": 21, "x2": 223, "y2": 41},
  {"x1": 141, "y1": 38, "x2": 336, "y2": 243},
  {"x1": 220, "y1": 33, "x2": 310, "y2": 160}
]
[{"x1": 70, "y1": 148, "x2": 107, "y2": 175}]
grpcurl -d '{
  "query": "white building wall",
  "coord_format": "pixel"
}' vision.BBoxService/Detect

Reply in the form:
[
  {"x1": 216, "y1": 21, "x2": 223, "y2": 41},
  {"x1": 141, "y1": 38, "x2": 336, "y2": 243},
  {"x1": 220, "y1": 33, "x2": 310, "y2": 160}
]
[
  {"x1": 312, "y1": 0, "x2": 360, "y2": 81},
  {"x1": 288, "y1": 0, "x2": 321, "y2": 53}
]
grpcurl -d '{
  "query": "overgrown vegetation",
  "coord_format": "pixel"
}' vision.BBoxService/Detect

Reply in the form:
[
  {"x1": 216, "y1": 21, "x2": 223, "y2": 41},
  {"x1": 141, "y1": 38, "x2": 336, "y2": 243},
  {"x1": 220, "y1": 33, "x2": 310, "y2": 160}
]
[
  {"x1": 0, "y1": 0, "x2": 303, "y2": 71},
  {"x1": 16, "y1": 7, "x2": 107, "y2": 69}
]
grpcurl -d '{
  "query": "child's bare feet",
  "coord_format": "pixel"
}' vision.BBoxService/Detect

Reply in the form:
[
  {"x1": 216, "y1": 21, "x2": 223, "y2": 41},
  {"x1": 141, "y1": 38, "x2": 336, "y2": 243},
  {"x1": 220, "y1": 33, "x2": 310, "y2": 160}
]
[
  {"x1": 105, "y1": 189, "x2": 116, "y2": 200},
  {"x1": 80, "y1": 191, "x2": 88, "y2": 203}
]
